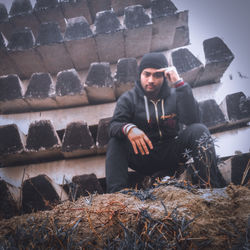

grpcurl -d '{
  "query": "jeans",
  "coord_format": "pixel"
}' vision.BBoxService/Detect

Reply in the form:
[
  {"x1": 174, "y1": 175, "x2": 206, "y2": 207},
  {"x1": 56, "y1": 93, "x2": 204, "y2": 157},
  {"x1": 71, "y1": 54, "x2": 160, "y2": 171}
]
[{"x1": 105, "y1": 123, "x2": 226, "y2": 193}]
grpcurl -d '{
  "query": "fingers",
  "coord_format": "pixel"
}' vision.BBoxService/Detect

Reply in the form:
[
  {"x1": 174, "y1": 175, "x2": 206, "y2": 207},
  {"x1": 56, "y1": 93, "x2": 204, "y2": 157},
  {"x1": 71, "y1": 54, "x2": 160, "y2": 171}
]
[
  {"x1": 127, "y1": 128, "x2": 153, "y2": 155},
  {"x1": 155, "y1": 68, "x2": 167, "y2": 73}
]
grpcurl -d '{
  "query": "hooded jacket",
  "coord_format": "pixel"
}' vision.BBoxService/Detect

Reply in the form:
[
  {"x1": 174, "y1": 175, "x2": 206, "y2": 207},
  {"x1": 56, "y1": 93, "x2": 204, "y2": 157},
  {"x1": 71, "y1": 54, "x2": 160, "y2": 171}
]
[{"x1": 109, "y1": 79, "x2": 201, "y2": 145}]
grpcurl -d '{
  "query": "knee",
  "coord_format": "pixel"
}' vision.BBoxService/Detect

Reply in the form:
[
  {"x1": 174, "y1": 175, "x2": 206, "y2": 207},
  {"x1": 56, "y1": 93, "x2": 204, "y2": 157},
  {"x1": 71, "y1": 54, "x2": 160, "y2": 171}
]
[{"x1": 185, "y1": 123, "x2": 210, "y2": 137}]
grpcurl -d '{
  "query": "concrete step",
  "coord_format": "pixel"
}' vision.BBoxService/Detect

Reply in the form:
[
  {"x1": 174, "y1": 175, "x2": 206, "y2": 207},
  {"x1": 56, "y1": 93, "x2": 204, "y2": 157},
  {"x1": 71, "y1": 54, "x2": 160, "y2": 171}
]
[
  {"x1": 0, "y1": 74, "x2": 30, "y2": 113},
  {"x1": 0, "y1": 32, "x2": 21, "y2": 76},
  {"x1": 0, "y1": 154, "x2": 107, "y2": 188},
  {"x1": 0, "y1": 4, "x2": 14, "y2": 40},
  {"x1": 171, "y1": 48, "x2": 203, "y2": 86},
  {"x1": 96, "y1": 117, "x2": 112, "y2": 153},
  {"x1": 9, "y1": 0, "x2": 40, "y2": 38},
  {"x1": 7, "y1": 27, "x2": 47, "y2": 79},
  {"x1": 219, "y1": 153, "x2": 250, "y2": 185},
  {"x1": 0, "y1": 3, "x2": 192, "y2": 78},
  {"x1": 220, "y1": 92, "x2": 250, "y2": 124},
  {"x1": 114, "y1": 57, "x2": 138, "y2": 98},
  {"x1": 33, "y1": 0, "x2": 66, "y2": 33},
  {"x1": 85, "y1": 62, "x2": 115, "y2": 104},
  {"x1": 0, "y1": 36, "x2": 234, "y2": 114},
  {"x1": 64, "y1": 173, "x2": 104, "y2": 201},
  {"x1": 62, "y1": 121, "x2": 96, "y2": 158},
  {"x1": 22, "y1": 174, "x2": 68, "y2": 213},
  {"x1": 55, "y1": 68, "x2": 89, "y2": 107},
  {"x1": 64, "y1": 16, "x2": 99, "y2": 70},
  {"x1": 199, "y1": 99, "x2": 227, "y2": 130},
  {"x1": 194, "y1": 37, "x2": 234, "y2": 87},
  {"x1": 0, "y1": 179, "x2": 20, "y2": 219},
  {"x1": 123, "y1": 5, "x2": 152, "y2": 58},
  {"x1": 0, "y1": 102, "x2": 116, "y2": 134},
  {"x1": 94, "y1": 10, "x2": 125, "y2": 63},
  {"x1": 1, "y1": 115, "x2": 249, "y2": 168},
  {"x1": 35, "y1": 22, "x2": 74, "y2": 74}
]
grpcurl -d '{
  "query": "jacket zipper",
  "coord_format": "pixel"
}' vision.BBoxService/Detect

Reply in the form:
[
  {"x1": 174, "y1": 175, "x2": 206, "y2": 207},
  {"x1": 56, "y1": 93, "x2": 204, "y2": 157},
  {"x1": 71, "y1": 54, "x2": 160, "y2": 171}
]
[{"x1": 150, "y1": 99, "x2": 163, "y2": 139}]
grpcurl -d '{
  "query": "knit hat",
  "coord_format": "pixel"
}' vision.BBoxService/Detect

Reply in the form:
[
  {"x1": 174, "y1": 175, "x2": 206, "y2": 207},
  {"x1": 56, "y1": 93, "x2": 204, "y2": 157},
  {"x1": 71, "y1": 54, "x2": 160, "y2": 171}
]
[{"x1": 139, "y1": 52, "x2": 168, "y2": 75}]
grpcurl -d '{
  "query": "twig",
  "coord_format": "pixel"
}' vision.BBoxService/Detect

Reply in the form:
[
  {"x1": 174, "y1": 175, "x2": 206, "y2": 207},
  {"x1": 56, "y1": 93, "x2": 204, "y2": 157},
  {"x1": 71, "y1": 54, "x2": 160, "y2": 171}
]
[{"x1": 241, "y1": 159, "x2": 250, "y2": 185}]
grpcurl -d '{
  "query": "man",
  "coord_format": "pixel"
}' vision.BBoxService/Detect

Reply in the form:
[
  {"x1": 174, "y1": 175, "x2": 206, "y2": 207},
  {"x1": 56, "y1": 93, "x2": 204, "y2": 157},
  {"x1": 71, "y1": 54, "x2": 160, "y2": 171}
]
[{"x1": 106, "y1": 52, "x2": 225, "y2": 193}]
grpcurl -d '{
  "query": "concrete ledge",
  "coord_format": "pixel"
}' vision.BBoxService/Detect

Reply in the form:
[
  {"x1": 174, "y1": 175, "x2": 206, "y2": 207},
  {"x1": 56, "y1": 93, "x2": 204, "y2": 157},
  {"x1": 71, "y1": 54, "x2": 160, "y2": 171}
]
[
  {"x1": 64, "y1": 16, "x2": 99, "y2": 70},
  {"x1": 26, "y1": 120, "x2": 61, "y2": 151},
  {"x1": 219, "y1": 153, "x2": 250, "y2": 185},
  {"x1": 67, "y1": 174, "x2": 104, "y2": 200},
  {"x1": 96, "y1": 117, "x2": 112, "y2": 153},
  {"x1": 34, "y1": 0, "x2": 66, "y2": 33},
  {"x1": 150, "y1": 0, "x2": 180, "y2": 51},
  {"x1": 0, "y1": 123, "x2": 26, "y2": 155},
  {"x1": 94, "y1": 10, "x2": 125, "y2": 63},
  {"x1": 61, "y1": 0, "x2": 92, "y2": 25},
  {"x1": 171, "y1": 25, "x2": 189, "y2": 49},
  {"x1": 114, "y1": 57, "x2": 138, "y2": 98},
  {"x1": 0, "y1": 33, "x2": 21, "y2": 78},
  {"x1": 85, "y1": 62, "x2": 115, "y2": 104},
  {"x1": 171, "y1": 48, "x2": 203, "y2": 86},
  {"x1": 22, "y1": 174, "x2": 68, "y2": 213},
  {"x1": 9, "y1": 0, "x2": 40, "y2": 38},
  {"x1": 24, "y1": 120, "x2": 62, "y2": 162},
  {"x1": 7, "y1": 28, "x2": 47, "y2": 79},
  {"x1": 220, "y1": 92, "x2": 250, "y2": 124},
  {"x1": 199, "y1": 99, "x2": 227, "y2": 129},
  {"x1": 24, "y1": 72, "x2": 57, "y2": 110},
  {"x1": 0, "y1": 74, "x2": 29, "y2": 113},
  {"x1": 62, "y1": 121, "x2": 96, "y2": 158},
  {"x1": 87, "y1": 0, "x2": 111, "y2": 23},
  {"x1": 123, "y1": 5, "x2": 152, "y2": 58},
  {"x1": 0, "y1": 4, "x2": 14, "y2": 40},
  {"x1": 55, "y1": 68, "x2": 89, "y2": 107},
  {"x1": 0, "y1": 123, "x2": 27, "y2": 167},
  {"x1": 36, "y1": 22, "x2": 74, "y2": 74},
  {"x1": 0, "y1": 179, "x2": 20, "y2": 219},
  {"x1": 0, "y1": 102, "x2": 116, "y2": 134},
  {"x1": 195, "y1": 37, "x2": 234, "y2": 87},
  {"x1": 111, "y1": 0, "x2": 151, "y2": 16},
  {"x1": 0, "y1": 155, "x2": 107, "y2": 187}
]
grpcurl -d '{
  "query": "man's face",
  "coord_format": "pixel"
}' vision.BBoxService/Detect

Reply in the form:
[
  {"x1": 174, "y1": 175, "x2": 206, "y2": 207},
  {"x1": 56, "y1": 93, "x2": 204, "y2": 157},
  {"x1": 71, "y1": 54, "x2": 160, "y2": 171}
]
[{"x1": 140, "y1": 68, "x2": 164, "y2": 97}]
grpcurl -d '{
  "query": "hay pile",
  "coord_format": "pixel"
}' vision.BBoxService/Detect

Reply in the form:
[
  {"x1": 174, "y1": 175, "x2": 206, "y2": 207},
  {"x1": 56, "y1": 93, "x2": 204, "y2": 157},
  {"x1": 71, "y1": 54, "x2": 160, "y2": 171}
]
[{"x1": 0, "y1": 181, "x2": 249, "y2": 249}]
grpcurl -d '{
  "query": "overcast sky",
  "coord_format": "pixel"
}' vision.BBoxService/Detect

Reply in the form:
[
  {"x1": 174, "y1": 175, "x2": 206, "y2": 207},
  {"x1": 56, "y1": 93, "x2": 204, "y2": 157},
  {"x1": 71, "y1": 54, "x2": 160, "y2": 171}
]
[{"x1": 1, "y1": 0, "x2": 249, "y2": 103}]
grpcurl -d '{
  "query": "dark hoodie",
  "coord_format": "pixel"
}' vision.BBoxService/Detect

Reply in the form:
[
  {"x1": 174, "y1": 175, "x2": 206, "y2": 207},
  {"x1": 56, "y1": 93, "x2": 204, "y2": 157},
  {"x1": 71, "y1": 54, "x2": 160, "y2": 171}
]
[{"x1": 109, "y1": 53, "x2": 200, "y2": 144}]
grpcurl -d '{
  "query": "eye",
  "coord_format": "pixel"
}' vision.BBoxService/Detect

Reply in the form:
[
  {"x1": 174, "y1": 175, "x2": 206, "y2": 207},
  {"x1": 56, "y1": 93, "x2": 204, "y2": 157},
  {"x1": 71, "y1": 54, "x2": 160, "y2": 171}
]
[
  {"x1": 143, "y1": 72, "x2": 151, "y2": 77},
  {"x1": 153, "y1": 72, "x2": 163, "y2": 78}
]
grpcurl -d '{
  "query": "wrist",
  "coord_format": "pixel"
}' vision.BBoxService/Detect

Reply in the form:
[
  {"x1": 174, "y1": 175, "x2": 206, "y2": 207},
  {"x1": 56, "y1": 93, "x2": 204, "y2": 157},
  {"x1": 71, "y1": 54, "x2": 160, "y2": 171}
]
[
  {"x1": 122, "y1": 123, "x2": 136, "y2": 136},
  {"x1": 173, "y1": 78, "x2": 184, "y2": 88}
]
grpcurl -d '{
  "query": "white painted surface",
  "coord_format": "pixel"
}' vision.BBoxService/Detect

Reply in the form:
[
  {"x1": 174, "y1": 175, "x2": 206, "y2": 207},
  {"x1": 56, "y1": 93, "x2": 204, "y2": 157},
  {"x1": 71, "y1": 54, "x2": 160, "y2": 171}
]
[
  {"x1": 0, "y1": 155, "x2": 106, "y2": 188},
  {"x1": 0, "y1": 102, "x2": 116, "y2": 134},
  {"x1": 213, "y1": 126, "x2": 250, "y2": 158}
]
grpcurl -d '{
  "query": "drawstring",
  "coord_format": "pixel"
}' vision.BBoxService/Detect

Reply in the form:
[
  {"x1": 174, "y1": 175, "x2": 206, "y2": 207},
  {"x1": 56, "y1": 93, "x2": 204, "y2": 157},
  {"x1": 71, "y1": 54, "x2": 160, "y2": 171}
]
[
  {"x1": 144, "y1": 96, "x2": 166, "y2": 123},
  {"x1": 161, "y1": 99, "x2": 165, "y2": 119},
  {"x1": 144, "y1": 95, "x2": 150, "y2": 123}
]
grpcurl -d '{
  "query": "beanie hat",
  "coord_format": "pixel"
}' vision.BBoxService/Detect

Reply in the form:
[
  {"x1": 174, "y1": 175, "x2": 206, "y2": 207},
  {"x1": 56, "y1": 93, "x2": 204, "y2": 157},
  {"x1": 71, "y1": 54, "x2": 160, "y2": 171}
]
[{"x1": 139, "y1": 52, "x2": 168, "y2": 75}]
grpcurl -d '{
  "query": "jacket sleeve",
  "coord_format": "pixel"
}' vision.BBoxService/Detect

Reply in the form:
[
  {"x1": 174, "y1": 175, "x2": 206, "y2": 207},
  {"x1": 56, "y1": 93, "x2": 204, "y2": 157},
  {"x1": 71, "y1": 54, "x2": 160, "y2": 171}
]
[
  {"x1": 176, "y1": 82, "x2": 201, "y2": 125},
  {"x1": 109, "y1": 92, "x2": 135, "y2": 139}
]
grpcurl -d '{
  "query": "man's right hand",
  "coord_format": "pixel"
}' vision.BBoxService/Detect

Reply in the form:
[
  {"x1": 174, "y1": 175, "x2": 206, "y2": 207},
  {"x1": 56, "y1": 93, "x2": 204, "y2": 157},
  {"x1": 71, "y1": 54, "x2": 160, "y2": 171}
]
[{"x1": 127, "y1": 127, "x2": 153, "y2": 155}]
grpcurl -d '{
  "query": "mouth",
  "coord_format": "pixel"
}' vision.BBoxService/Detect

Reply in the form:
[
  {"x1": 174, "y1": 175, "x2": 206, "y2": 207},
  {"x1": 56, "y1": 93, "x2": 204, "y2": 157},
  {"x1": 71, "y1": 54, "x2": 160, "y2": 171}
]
[{"x1": 147, "y1": 84, "x2": 155, "y2": 90}]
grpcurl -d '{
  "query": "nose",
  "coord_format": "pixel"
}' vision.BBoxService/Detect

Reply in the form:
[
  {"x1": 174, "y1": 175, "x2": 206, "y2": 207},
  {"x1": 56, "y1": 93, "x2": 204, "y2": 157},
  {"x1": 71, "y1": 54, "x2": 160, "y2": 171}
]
[{"x1": 148, "y1": 74, "x2": 154, "y2": 83}]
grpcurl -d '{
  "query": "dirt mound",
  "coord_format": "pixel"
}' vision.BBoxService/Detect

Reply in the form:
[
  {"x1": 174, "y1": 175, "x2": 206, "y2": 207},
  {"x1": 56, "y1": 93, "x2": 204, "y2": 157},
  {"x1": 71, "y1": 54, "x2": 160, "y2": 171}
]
[{"x1": 0, "y1": 182, "x2": 249, "y2": 249}]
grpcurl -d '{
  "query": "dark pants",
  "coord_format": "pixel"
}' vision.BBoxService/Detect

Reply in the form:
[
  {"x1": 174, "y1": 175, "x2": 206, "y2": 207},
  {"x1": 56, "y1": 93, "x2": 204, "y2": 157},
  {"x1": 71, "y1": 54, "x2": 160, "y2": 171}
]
[{"x1": 106, "y1": 123, "x2": 225, "y2": 193}]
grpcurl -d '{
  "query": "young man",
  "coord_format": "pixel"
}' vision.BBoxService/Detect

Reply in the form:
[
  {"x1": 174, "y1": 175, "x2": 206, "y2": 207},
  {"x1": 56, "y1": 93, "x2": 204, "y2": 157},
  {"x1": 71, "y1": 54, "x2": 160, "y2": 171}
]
[{"x1": 106, "y1": 52, "x2": 225, "y2": 193}]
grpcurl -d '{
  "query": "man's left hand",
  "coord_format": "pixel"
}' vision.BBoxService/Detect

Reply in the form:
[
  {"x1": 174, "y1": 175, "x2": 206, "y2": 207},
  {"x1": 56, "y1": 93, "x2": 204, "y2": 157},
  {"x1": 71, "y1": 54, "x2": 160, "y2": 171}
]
[{"x1": 156, "y1": 67, "x2": 181, "y2": 87}]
